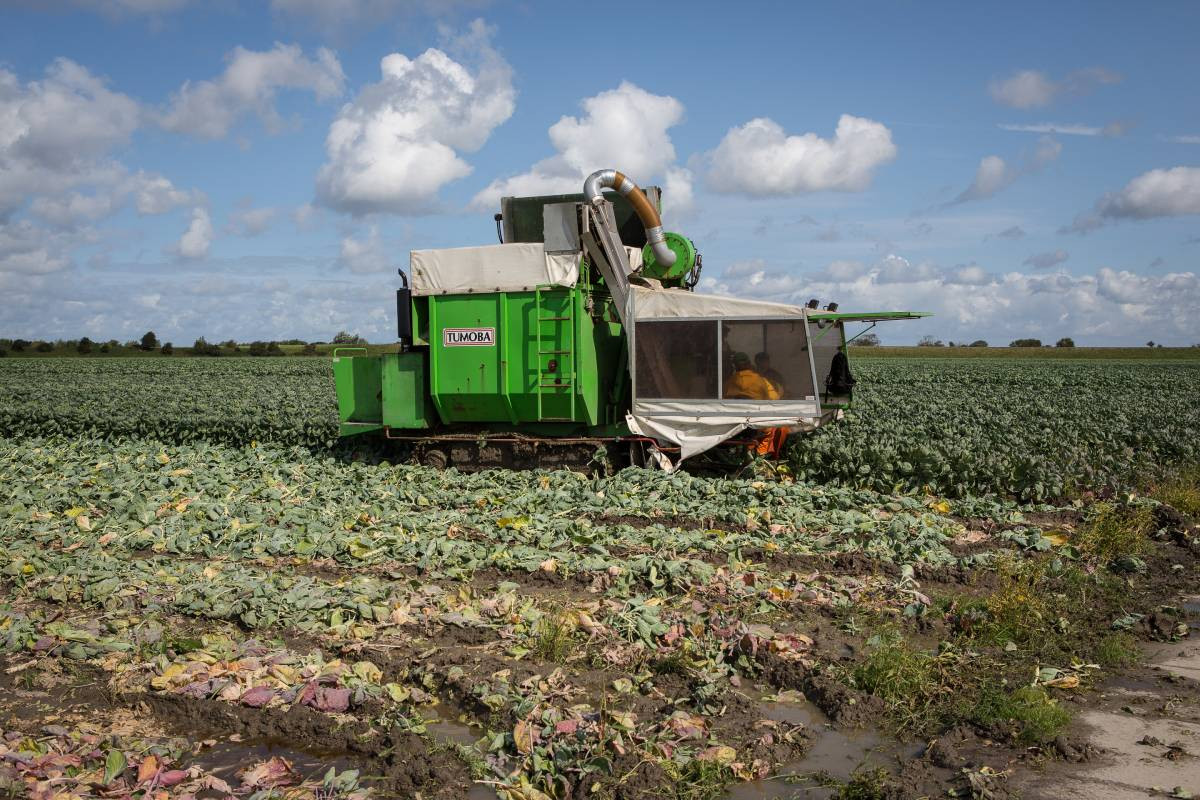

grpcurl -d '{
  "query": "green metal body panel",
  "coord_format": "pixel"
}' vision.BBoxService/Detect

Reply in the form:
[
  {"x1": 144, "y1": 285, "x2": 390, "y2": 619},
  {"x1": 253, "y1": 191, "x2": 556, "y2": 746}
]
[
  {"x1": 332, "y1": 347, "x2": 382, "y2": 437},
  {"x1": 427, "y1": 286, "x2": 624, "y2": 427},
  {"x1": 334, "y1": 285, "x2": 628, "y2": 436},
  {"x1": 334, "y1": 350, "x2": 430, "y2": 436},
  {"x1": 381, "y1": 352, "x2": 431, "y2": 429}
]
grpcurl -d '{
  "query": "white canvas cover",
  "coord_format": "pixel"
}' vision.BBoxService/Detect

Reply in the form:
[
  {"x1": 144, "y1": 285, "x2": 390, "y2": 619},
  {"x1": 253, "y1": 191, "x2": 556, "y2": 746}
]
[
  {"x1": 410, "y1": 243, "x2": 579, "y2": 296},
  {"x1": 630, "y1": 285, "x2": 809, "y2": 321},
  {"x1": 626, "y1": 401, "x2": 821, "y2": 462},
  {"x1": 410, "y1": 243, "x2": 644, "y2": 296},
  {"x1": 627, "y1": 285, "x2": 821, "y2": 466}
]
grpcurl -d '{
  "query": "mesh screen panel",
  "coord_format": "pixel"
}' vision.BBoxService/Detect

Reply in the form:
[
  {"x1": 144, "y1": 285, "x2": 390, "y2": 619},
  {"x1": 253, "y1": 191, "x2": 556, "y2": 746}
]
[
  {"x1": 722, "y1": 320, "x2": 815, "y2": 400},
  {"x1": 634, "y1": 320, "x2": 719, "y2": 399}
]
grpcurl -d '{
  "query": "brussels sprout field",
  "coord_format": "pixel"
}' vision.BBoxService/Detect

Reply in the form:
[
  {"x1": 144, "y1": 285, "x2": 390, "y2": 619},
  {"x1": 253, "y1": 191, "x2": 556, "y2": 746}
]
[{"x1": 1, "y1": 354, "x2": 1199, "y2": 799}]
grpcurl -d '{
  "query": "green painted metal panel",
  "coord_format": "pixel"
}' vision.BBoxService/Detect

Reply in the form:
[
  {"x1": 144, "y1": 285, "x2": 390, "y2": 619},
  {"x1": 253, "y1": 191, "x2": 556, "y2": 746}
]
[
  {"x1": 381, "y1": 352, "x2": 430, "y2": 429},
  {"x1": 430, "y1": 294, "x2": 508, "y2": 422},
  {"x1": 426, "y1": 286, "x2": 624, "y2": 428},
  {"x1": 332, "y1": 352, "x2": 382, "y2": 436}
]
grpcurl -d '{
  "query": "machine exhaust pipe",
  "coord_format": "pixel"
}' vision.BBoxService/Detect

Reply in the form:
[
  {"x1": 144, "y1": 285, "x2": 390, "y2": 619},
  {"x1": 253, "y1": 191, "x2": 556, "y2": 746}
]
[{"x1": 583, "y1": 169, "x2": 676, "y2": 268}]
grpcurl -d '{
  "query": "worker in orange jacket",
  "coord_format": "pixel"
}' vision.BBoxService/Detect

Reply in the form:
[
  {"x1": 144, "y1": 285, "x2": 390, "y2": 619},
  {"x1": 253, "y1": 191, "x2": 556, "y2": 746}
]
[
  {"x1": 724, "y1": 352, "x2": 788, "y2": 457},
  {"x1": 725, "y1": 352, "x2": 779, "y2": 400}
]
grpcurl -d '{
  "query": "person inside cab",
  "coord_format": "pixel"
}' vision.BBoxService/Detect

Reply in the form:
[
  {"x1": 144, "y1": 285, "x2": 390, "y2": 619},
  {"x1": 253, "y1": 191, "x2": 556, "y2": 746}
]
[
  {"x1": 755, "y1": 352, "x2": 786, "y2": 398},
  {"x1": 725, "y1": 352, "x2": 779, "y2": 400},
  {"x1": 724, "y1": 351, "x2": 788, "y2": 457}
]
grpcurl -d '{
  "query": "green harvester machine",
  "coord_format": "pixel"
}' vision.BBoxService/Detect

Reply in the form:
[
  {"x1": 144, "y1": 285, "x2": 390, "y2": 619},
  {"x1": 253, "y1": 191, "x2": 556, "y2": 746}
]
[{"x1": 332, "y1": 169, "x2": 927, "y2": 470}]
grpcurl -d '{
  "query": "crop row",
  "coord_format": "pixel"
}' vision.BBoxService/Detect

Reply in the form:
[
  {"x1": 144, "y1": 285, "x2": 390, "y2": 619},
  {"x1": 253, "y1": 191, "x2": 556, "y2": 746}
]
[
  {"x1": 1, "y1": 435, "x2": 997, "y2": 581},
  {"x1": 3, "y1": 356, "x2": 1198, "y2": 500},
  {"x1": 791, "y1": 358, "x2": 1200, "y2": 500},
  {"x1": 0, "y1": 356, "x2": 339, "y2": 448}
]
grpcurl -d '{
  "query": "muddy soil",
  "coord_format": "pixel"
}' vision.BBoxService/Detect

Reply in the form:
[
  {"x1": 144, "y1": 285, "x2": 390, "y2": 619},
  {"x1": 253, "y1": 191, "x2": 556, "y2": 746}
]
[
  {"x1": 0, "y1": 661, "x2": 475, "y2": 799},
  {"x1": 1011, "y1": 629, "x2": 1200, "y2": 799},
  {"x1": 4, "y1": 500, "x2": 1198, "y2": 799}
]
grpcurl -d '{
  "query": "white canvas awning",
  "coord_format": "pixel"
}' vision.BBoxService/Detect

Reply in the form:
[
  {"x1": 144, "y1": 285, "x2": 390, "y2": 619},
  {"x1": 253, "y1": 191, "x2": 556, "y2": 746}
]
[
  {"x1": 410, "y1": 243, "x2": 579, "y2": 296},
  {"x1": 410, "y1": 242, "x2": 644, "y2": 297},
  {"x1": 627, "y1": 286, "x2": 822, "y2": 465},
  {"x1": 630, "y1": 285, "x2": 809, "y2": 321},
  {"x1": 626, "y1": 400, "x2": 821, "y2": 461}
]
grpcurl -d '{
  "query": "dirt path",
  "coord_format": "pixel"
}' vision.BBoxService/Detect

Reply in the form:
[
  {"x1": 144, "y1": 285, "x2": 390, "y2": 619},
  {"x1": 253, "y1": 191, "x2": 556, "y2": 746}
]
[{"x1": 1015, "y1": 602, "x2": 1200, "y2": 800}]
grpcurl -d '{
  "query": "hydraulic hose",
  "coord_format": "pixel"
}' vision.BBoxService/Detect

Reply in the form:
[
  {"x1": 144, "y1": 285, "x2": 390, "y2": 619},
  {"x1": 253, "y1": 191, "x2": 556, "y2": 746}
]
[{"x1": 583, "y1": 169, "x2": 676, "y2": 269}]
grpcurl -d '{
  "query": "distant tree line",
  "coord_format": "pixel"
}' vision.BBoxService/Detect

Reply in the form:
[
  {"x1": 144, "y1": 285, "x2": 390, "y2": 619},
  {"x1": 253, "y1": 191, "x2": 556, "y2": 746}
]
[
  {"x1": 1007, "y1": 338, "x2": 1076, "y2": 348},
  {"x1": 0, "y1": 330, "x2": 368, "y2": 357},
  {"x1": 916, "y1": 336, "x2": 991, "y2": 347}
]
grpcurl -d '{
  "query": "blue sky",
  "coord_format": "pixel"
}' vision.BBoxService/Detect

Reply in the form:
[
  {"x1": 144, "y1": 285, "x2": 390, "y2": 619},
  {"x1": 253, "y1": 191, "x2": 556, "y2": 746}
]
[{"x1": 2, "y1": 0, "x2": 1198, "y2": 345}]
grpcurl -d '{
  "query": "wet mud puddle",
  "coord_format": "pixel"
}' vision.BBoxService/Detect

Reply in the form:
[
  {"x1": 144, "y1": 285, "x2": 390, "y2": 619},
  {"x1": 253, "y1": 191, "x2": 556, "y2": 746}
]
[
  {"x1": 726, "y1": 687, "x2": 921, "y2": 800},
  {"x1": 423, "y1": 707, "x2": 501, "y2": 800},
  {"x1": 192, "y1": 736, "x2": 356, "y2": 784}
]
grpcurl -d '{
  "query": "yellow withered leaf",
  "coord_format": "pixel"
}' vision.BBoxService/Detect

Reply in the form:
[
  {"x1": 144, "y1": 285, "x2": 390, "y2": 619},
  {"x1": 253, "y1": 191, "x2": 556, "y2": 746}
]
[
  {"x1": 151, "y1": 662, "x2": 185, "y2": 689},
  {"x1": 513, "y1": 719, "x2": 535, "y2": 754},
  {"x1": 1044, "y1": 674, "x2": 1080, "y2": 689}
]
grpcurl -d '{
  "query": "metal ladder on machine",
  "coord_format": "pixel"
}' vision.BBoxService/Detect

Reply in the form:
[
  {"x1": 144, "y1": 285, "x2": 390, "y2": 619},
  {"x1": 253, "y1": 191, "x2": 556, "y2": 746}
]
[{"x1": 534, "y1": 285, "x2": 577, "y2": 422}]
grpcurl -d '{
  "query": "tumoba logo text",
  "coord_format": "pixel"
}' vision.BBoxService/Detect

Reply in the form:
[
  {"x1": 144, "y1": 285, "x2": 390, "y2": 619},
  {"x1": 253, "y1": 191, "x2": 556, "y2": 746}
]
[{"x1": 443, "y1": 327, "x2": 496, "y2": 347}]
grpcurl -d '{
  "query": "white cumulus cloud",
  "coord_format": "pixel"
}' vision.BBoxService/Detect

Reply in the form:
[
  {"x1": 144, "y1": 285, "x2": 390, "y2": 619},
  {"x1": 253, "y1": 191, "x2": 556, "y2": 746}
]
[
  {"x1": 176, "y1": 207, "x2": 213, "y2": 259},
  {"x1": 227, "y1": 205, "x2": 277, "y2": 236},
  {"x1": 704, "y1": 114, "x2": 896, "y2": 196},
  {"x1": 1064, "y1": 166, "x2": 1200, "y2": 233},
  {"x1": 811, "y1": 259, "x2": 869, "y2": 282},
  {"x1": 0, "y1": 220, "x2": 72, "y2": 274},
  {"x1": 947, "y1": 264, "x2": 992, "y2": 285},
  {"x1": 700, "y1": 254, "x2": 1200, "y2": 345},
  {"x1": 875, "y1": 253, "x2": 940, "y2": 284},
  {"x1": 159, "y1": 43, "x2": 345, "y2": 139},
  {"x1": 989, "y1": 70, "x2": 1057, "y2": 109},
  {"x1": 129, "y1": 171, "x2": 194, "y2": 215},
  {"x1": 318, "y1": 20, "x2": 514, "y2": 215},
  {"x1": 662, "y1": 166, "x2": 695, "y2": 218},
  {"x1": 471, "y1": 81, "x2": 683, "y2": 210},
  {"x1": 1095, "y1": 166, "x2": 1200, "y2": 219},
  {"x1": 28, "y1": 170, "x2": 195, "y2": 228},
  {"x1": 0, "y1": 58, "x2": 141, "y2": 217}
]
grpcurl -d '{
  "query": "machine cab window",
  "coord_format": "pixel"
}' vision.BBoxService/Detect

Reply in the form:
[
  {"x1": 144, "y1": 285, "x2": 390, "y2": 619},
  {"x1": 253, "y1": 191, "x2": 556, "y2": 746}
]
[
  {"x1": 721, "y1": 320, "x2": 815, "y2": 401},
  {"x1": 633, "y1": 317, "x2": 818, "y2": 404}
]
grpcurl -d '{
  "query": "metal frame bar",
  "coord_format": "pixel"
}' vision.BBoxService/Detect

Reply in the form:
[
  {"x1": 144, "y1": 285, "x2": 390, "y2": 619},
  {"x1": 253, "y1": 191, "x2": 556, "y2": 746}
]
[
  {"x1": 844, "y1": 321, "x2": 878, "y2": 345},
  {"x1": 427, "y1": 298, "x2": 446, "y2": 423},
  {"x1": 498, "y1": 291, "x2": 518, "y2": 425},
  {"x1": 382, "y1": 429, "x2": 679, "y2": 452},
  {"x1": 805, "y1": 309, "x2": 821, "y2": 407}
]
